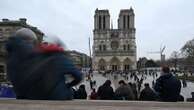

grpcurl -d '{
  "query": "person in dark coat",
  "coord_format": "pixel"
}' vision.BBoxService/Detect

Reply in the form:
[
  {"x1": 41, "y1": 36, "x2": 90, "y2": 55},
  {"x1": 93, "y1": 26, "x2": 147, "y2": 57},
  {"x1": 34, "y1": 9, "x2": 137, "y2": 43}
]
[
  {"x1": 72, "y1": 87, "x2": 77, "y2": 99},
  {"x1": 178, "y1": 94, "x2": 184, "y2": 102},
  {"x1": 139, "y1": 83, "x2": 158, "y2": 101},
  {"x1": 154, "y1": 66, "x2": 181, "y2": 102},
  {"x1": 129, "y1": 82, "x2": 138, "y2": 100},
  {"x1": 89, "y1": 80, "x2": 93, "y2": 90},
  {"x1": 97, "y1": 80, "x2": 114, "y2": 100},
  {"x1": 89, "y1": 88, "x2": 97, "y2": 100},
  {"x1": 6, "y1": 28, "x2": 82, "y2": 100},
  {"x1": 76, "y1": 84, "x2": 87, "y2": 99},
  {"x1": 187, "y1": 92, "x2": 194, "y2": 102},
  {"x1": 115, "y1": 80, "x2": 134, "y2": 100}
]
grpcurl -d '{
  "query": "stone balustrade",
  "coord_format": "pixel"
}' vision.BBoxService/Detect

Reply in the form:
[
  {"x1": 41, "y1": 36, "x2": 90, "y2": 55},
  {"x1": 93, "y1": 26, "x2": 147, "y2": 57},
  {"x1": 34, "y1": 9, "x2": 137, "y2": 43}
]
[{"x1": 0, "y1": 99, "x2": 194, "y2": 110}]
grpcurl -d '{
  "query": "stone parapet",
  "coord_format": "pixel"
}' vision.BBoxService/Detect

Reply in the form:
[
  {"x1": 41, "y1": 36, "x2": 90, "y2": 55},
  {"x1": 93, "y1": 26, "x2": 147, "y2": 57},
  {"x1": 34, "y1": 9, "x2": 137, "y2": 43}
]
[{"x1": 0, "y1": 99, "x2": 193, "y2": 110}]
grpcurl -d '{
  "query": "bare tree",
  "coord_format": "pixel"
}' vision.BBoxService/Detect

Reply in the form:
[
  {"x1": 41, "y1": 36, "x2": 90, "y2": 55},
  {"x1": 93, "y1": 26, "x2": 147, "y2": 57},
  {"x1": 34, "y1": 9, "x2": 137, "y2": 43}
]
[
  {"x1": 181, "y1": 38, "x2": 194, "y2": 72},
  {"x1": 170, "y1": 51, "x2": 180, "y2": 71},
  {"x1": 181, "y1": 39, "x2": 194, "y2": 58}
]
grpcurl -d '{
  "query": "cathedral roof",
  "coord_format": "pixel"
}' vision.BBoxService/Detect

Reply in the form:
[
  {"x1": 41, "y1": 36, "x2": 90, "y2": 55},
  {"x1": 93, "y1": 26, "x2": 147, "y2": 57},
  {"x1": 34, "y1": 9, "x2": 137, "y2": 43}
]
[{"x1": 95, "y1": 8, "x2": 109, "y2": 14}]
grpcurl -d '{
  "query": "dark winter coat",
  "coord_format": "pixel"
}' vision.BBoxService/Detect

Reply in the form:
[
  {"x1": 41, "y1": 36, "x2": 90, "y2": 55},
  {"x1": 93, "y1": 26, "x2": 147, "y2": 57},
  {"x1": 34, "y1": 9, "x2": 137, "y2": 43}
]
[
  {"x1": 90, "y1": 91, "x2": 97, "y2": 100},
  {"x1": 115, "y1": 85, "x2": 134, "y2": 100},
  {"x1": 97, "y1": 84, "x2": 114, "y2": 100},
  {"x1": 154, "y1": 73, "x2": 181, "y2": 102},
  {"x1": 139, "y1": 87, "x2": 158, "y2": 101},
  {"x1": 6, "y1": 37, "x2": 82, "y2": 100},
  {"x1": 75, "y1": 88, "x2": 87, "y2": 99}
]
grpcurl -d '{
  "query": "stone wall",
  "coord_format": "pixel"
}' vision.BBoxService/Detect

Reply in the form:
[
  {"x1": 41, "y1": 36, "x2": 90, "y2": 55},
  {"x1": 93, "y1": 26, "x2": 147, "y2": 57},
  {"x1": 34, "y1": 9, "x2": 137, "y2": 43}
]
[{"x1": 0, "y1": 100, "x2": 193, "y2": 110}]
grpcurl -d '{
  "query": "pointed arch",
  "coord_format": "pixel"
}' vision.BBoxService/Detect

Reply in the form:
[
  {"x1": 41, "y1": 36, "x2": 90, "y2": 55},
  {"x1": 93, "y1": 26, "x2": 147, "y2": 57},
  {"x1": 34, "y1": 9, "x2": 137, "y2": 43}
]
[
  {"x1": 98, "y1": 58, "x2": 106, "y2": 70},
  {"x1": 123, "y1": 58, "x2": 132, "y2": 71},
  {"x1": 110, "y1": 57, "x2": 121, "y2": 71}
]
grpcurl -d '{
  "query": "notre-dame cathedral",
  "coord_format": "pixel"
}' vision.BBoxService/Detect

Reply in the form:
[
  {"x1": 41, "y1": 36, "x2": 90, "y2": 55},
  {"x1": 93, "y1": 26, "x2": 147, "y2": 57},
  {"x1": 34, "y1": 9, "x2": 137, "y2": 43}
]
[{"x1": 93, "y1": 7, "x2": 137, "y2": 71}]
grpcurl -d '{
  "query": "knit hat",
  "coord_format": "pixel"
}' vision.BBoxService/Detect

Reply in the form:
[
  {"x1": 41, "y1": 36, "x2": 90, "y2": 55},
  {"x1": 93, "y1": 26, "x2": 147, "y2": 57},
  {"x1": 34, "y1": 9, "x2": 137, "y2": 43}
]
[{"x1": 15, "y1": 28, "x2": 37, "y2": 41}]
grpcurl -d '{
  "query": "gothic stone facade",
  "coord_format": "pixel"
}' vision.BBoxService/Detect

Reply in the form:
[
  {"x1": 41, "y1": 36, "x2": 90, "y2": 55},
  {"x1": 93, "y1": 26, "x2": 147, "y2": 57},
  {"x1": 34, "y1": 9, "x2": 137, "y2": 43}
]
[{"x1": 93, "y1": 8, "x2": 137, "y2": 71}]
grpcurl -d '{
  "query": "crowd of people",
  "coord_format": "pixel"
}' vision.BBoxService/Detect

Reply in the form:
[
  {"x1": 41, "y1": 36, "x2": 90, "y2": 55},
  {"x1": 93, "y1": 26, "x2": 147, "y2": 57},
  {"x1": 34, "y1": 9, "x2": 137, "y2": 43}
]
[{"x1": 75, "y1": 66, "x2": 192, "y2": 102}]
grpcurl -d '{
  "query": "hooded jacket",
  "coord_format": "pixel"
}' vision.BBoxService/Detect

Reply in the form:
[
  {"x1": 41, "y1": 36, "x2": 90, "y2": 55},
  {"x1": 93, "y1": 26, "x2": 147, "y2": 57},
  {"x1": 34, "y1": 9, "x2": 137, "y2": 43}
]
[
  {"x1": 97, "y1": 81, "x2": 114, "y2": 100},
  {"x1": 154, "y1": 73, "x2": 181, "y2": 102},
  {"x1": 115, "y1": 84, "x2": 134, "y2": 100},
  {"x1": 139, "y1": 86, "x2": 158, "y2": 101},
  {"x1": 6, "y1": 37, "x2": 82, "y2": 100}
]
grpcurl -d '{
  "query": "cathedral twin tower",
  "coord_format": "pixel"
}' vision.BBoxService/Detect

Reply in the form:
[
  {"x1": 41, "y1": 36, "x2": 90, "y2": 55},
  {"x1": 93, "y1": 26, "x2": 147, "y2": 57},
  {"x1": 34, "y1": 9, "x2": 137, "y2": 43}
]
[
  {"x1": 93, "y1": 7, "x2": 136, "y2": 71},
  {"x1": 94, "y1": 8, "x2": 135, "y2": 30}
]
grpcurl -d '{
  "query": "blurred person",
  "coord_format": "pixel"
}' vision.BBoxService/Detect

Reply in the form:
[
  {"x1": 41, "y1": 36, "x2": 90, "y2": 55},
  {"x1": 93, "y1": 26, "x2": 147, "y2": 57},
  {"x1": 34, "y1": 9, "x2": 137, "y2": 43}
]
[
  {"x1": 72, "y1": 87, "x2": 77, "y2": 99},
  {"x1": 154, "y1": 66, "x2": 181, "y2": 102},
  {"x1": 89, "y1": 79, "x2": 93, "y2": 90},
  {"x1": 129, "y1": 83, "x2": 138, "y2": 100},
  {"x1": 139, "y1": 83, "x2": 158, "y2": 101},
  {"x1": 97, "y1": 80, "x2": 114, "y2": 100},
  {"x1": 182, "y1": 79, "x2": 187, "y2": 88},
  {"x1": 6, "y1": 28, "x2": 82, "y2": 100},
  {"x1": 42, "y1": 33, "x2": 67, "y2": 50},
  {"x1": 89, "y1": 88, "x2": 97, "y2": 100},
  {"x1": 178, "y1": 94, "x2": 184, "y2": 102},
  {"x1": 152, "y1": 80, "x2": 155, "y2": 88},
  {"x1": 187, "y1": 92, "x2": 194, "y2": 102},
  {"x1": 75, "y1": 84, "x2": 87, "y2": 99},
  {"x1": 93, "y1": 80, "x2": 96, "y2": 86},
  {"x1": 115, "y1": 80, "x2": 134, "y2": 100}
]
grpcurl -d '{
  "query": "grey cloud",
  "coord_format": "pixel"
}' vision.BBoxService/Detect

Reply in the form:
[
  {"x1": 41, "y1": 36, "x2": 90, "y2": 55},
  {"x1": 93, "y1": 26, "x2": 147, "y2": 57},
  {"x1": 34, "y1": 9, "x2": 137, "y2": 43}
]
[{"x1": 0, "y1": 0, "x2": 194, "y2": 60}]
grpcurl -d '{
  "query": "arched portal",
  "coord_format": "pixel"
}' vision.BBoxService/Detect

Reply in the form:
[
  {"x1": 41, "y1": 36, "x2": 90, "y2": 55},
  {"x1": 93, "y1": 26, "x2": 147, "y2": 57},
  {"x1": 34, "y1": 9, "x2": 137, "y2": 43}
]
[
  {"x1": 110, "y1": 57, "x2": 120, "y2": 71},
  {"x1": 123, "y1": 58, "x2": 132, "y2": 71},
  {"x1": 98, "y1": 59, "x2": 106, "y2": 71}
]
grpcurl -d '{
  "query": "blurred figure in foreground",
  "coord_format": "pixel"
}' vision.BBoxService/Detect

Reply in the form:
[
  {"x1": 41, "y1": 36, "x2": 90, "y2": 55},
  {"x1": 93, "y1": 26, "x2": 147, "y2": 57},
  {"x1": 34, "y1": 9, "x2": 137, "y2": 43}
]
[
  {"x1": 154, "y1": 66, "x2": 181, "y2": 102},
  {"x1": 6, "y1": 28, "x2": 82, "y2": 100}
]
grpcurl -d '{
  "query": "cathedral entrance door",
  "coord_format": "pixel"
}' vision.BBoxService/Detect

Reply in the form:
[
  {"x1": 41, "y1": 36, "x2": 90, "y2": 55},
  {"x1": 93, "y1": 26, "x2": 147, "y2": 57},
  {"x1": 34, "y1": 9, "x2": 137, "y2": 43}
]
[
  {"x1": 124, "y1": 65, "x2": 131, "y2": 71},
  {"x1": 112, "y1": 65, "x2": 118, "y2": 71},
  {"x1": 100, "y1": 66, "x2": 105, "y2": 70},
  {"x1": 110, "y1": 57, "x2": 120, "y2": 71},
  {"x1": 98, "y1": 59, "x2": 106, "y2": 71},
  {"x1": 123, "y1": 58, "x2": 132, "y2": 71}
]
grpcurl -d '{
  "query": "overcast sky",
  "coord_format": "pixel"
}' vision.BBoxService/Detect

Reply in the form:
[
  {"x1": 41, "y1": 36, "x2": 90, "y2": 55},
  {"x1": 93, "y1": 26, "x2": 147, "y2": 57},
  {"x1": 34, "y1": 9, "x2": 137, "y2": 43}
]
[{"x1": 1, "y1": 0, "x2": 194, "y2": 60}]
